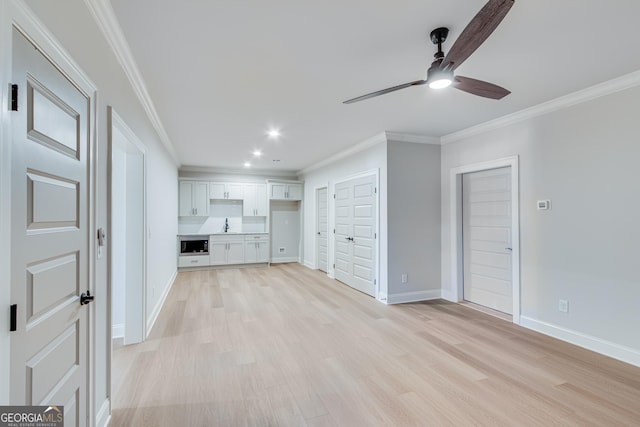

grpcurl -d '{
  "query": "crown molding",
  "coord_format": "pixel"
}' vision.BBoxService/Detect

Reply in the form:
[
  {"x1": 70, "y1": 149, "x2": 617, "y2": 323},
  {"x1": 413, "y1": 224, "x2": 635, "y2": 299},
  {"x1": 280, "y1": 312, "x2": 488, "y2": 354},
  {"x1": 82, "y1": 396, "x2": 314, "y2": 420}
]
[
  {"x1": 442, "y1": 70, "x2": 640, "y2": 145},
  {"x1": 385, "y1": 132, "x2": 440, "y2": 145},
  {"x1": 179, "y1": 165, "x2": 298, "y2": 178},
  {"x1": 83, "y1": 0, "x2": 180, "y2": 166},
  {"x1": 297, "y1": 132, "x2": 387, "y2": 175}
]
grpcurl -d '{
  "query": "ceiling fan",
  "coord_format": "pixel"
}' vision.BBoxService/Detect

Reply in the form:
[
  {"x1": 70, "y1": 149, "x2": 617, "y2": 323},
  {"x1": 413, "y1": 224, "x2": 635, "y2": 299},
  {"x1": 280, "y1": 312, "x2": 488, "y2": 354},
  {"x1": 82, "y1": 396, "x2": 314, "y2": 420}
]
[{"x1": 343, "y1": 0, "x2": 514, "y2": 104}]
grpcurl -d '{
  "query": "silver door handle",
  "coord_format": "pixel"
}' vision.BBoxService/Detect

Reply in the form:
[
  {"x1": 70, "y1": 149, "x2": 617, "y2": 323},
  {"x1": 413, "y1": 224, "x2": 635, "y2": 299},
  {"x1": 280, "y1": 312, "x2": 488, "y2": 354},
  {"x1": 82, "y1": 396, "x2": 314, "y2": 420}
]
[{"x1": 505, "y1": 247, "x2": 512, "y2": 251}]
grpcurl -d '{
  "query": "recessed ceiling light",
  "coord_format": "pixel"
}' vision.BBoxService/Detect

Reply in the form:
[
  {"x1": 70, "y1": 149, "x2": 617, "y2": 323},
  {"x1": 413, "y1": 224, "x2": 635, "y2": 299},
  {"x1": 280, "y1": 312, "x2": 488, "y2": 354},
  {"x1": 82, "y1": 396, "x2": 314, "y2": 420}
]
[
  {"x1": 244, "y1": 162, "x2": 251, "y2": 167},
  {"x1": 253, "y1": 150, "x2": 262, "y2": 157},
  {"x1": 267, "y1": 129, "x2": 280, "y2": 139}
]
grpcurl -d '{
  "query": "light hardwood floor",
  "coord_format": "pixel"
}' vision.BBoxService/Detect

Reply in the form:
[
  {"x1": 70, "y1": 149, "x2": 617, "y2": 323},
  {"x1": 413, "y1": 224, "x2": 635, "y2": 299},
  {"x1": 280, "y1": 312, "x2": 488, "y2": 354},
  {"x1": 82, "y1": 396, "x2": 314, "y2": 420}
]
[{"x1": 111, "y1": 264, "x2": 640, "y2": 426}]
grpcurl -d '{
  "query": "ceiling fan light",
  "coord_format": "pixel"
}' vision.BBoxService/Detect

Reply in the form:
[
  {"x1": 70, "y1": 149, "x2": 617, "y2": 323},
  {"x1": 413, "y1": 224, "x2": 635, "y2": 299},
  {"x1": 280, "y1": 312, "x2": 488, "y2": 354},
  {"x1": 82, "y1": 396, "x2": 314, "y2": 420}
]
[{"x1": 429, "y1": 77, "x2": 452, "y2": 89}]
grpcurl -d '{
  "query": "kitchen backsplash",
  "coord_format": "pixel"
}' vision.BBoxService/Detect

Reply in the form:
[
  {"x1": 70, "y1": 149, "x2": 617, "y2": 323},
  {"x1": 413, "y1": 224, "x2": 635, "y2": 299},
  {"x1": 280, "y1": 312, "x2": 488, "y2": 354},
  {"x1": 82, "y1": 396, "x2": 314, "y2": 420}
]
[{"x1": 178, "y1": 201, "x2": 266, "y2": 234}]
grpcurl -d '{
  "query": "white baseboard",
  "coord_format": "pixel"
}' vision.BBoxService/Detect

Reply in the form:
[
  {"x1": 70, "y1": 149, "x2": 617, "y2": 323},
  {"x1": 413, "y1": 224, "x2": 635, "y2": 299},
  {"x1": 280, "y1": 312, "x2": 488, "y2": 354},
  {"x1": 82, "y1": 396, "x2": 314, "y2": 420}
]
[
  {"x1": 520, "y1": 316, "x2": 640, "y2": 368},
  {"x1": 146, "y1": 270, "x2": 177, "y2": 338},
  {"x1": 111, "y1": 323, "x2": 124, "y2": 339},
  {"x1": 387, "y1": 289, "x2": 442, "y2": 304},
  {"x1": 441, "y1": 289, "x2": 457, "y2": 302},
  {"x1": 377, "y1": 293, "x2": 388, "y2": 304},
  {"x1": 96, "y1": 398, "x2": 110, "y2": 427},
  {"x1": 303, "y1": 260, "x2": 315, "y2": 269},
  {"x1": 270, "y1": 257, "x2": 299, "y2": 264}
]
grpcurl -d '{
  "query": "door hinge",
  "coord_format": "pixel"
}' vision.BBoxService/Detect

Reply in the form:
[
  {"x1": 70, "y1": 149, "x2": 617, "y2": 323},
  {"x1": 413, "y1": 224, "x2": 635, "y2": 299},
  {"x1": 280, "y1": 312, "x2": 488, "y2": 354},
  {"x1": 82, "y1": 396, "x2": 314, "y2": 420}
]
[
  {"x1": 333, "y1": 194, "x2": 336, "y2": 199},
  {"x1": 375, "y1": 187, "x2": 377, "y2": 193},
  {"x1": 374, "y1": 279, "x2": 377, "y2": 285},
  {"x1": 333, "y1": 229, "x2": 335, "y2": 234},
  {"x1": 10, "y1": 84, "x2": 18, "y2": 111},
  {"x1": 374, "y1": 233, "x2": 377, "y2": 239},
  {"x1": 10, "y1": 304, "x2": 17, "y2": 331},
  {"x1": 333, "y1": 263, "x2": 335, "y2": 269}
]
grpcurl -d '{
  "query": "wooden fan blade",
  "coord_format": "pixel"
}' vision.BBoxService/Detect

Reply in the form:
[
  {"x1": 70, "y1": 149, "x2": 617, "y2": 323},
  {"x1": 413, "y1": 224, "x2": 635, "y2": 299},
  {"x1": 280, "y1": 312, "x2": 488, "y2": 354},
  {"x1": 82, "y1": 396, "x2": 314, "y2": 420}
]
[
  {"x1": 453, "y1": 76, "x2": 510, "y2": 99},
  {"x1": 343, "y1": 80, "x2": 427, "y2": 104},
  {"x1": 441, "y1": 0, "x2": 514, "y2": 71}
]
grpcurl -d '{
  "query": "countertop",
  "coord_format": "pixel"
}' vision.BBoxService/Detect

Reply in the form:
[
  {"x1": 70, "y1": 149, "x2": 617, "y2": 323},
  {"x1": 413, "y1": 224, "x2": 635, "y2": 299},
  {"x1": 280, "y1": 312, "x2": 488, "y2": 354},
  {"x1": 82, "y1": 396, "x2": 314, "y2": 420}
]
[{"x1": 178, "y1": 232, "x2": 269, "y2": 237}]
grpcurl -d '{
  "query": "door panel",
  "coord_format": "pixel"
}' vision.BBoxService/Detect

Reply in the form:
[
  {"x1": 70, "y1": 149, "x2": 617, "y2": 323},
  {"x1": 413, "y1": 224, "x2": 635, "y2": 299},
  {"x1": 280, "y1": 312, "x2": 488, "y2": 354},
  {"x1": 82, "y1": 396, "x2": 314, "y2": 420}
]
[
  {"x1": 463, "y1": 167, "x2": 513, "y2": 314},
  {"x1": 11, "y1": 29, "x2": 89, "y2": 425},
  {"x1": 316, "y1": 187, "x2": 328, "y2": 272},
  {"x1": 334, "y1": 174, "x2": 376, "y2": 296}
]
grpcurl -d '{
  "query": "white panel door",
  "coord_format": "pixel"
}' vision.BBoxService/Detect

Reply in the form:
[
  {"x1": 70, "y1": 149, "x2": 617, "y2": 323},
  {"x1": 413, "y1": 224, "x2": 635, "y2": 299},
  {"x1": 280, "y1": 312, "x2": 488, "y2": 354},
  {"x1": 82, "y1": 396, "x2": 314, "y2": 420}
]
[
  {"x1": 334, "y1": 174, "x2": 376, "y2": 296},
  {"x1": 10, "y1": 29, "x2": 90, "y2": 425},
  {"x1": 463, "y1": 167, "x2": 513, "y2": 314},
  {"x1": 316, "y1": 187, "x2": 328, "y2": 272}
]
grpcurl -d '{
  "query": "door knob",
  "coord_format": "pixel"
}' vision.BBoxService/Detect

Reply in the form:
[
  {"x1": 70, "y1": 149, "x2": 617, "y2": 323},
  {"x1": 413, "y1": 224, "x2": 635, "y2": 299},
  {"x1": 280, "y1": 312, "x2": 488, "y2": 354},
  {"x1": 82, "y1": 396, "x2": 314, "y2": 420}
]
[{"x1": 80, "y1": 290, "x2": 94, "y2": 305}]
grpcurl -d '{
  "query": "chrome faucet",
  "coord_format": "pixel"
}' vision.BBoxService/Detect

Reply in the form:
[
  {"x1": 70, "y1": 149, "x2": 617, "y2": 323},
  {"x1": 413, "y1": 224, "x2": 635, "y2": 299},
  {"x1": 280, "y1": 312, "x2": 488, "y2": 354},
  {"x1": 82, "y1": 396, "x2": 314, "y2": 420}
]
[{"x1": 224, "y1": 218, "x2": 229, "y2": 233}]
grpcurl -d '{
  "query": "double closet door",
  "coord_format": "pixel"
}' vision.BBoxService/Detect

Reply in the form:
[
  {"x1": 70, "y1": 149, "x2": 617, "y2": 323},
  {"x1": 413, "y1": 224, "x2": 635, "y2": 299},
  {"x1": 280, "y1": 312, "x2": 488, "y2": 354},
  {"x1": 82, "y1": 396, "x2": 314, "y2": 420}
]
[{"x1": 334, "y1": 174, "x2": 377, "y2": 297}]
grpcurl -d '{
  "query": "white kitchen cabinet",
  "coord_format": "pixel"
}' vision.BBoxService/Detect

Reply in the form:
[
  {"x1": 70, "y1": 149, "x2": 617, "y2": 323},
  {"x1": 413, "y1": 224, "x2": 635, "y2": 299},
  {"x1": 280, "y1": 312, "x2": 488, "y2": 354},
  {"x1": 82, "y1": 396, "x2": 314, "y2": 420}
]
[
  {"x1": 242, "y1": 183, "x2": 267, "y2": 216},
  {"x1": 209, "y1": 235, "x2": 245, "y2": 265},
  {"x1": 179, "y1": 181, "x2": 209, "y2": 217},
  {"x1": 269, "y1": 182, "x2": 303, "y2": 201},
  {"x1": 178, "y1": 254, "x2": 210, "y2": 268},
  {"x1": 210, "y1": 182, "x2": 243, "y2": 200},
  {"x1": 244, "y1": 234, "x2": 269, "y2": 263}
]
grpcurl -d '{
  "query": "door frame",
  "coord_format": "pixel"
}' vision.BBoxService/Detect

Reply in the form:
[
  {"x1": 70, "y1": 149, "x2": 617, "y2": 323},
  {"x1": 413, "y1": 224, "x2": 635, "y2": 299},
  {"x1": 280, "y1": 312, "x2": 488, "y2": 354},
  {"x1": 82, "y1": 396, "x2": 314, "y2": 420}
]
[
  {"x1": 1, "y1": 0, "x2": 99, "y2": 417},
  {"x1": 332, "y1": 169, "x2": 380, "y2": 300},
  {"x1": 314, "y1": 184, "x2": 328, "y2": 272},
  {"x1": 108, "y1": 107, "x2": 147, "y2": 345},
  {"x1": 449, "y1": 156, "x2": 520, "y2": 323}
]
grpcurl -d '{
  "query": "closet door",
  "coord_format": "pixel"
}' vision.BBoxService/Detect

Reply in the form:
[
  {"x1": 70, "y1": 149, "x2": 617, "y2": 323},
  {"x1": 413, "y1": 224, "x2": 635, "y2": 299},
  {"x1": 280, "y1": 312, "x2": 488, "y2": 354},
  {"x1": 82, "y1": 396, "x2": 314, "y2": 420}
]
[{"x1": 334, "y1": 174, "x2": 376, "y2": 296}]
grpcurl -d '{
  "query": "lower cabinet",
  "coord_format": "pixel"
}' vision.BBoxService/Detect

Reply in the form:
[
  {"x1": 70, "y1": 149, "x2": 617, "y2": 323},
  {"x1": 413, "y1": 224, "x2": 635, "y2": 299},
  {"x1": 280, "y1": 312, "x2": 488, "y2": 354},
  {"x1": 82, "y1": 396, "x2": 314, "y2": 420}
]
[
  {"x1": 209, "y1": 235, "x2": 245, "y2": 265},
  {"x1": 244, "y1": 235, "x2": 269, "y2": 263},
  {"x1": 178, "y1": 254, "x2": 210, "y2": 268}
]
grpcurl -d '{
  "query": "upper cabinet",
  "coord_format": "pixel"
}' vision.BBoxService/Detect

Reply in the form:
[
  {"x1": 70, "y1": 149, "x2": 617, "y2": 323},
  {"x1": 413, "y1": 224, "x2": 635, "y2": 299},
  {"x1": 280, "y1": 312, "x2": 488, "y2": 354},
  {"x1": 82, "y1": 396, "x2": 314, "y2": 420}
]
[
  {"x1": 210, "y1": 182, "x2": 243, "y2": 200},
  {"x1": 269, "y1": 182, "x2": 303, "y2": 201},
  {"x1": 242, "y1": 183, "x2": 267, "y2": 216},
  {"x1": 179, "y1": 181, "x2": 209, "y2": 217}
]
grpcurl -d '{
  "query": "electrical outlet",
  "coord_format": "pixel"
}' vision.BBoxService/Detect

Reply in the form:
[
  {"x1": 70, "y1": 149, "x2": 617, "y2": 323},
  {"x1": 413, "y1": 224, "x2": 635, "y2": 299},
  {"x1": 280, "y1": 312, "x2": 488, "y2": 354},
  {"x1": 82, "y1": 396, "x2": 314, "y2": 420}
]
[
  {"x1": 401, "y1": 273, "x2": 408, "y2": 284},
  {"x1": 279, "y1": 247, "x2": 286, "y2": 254},
  {"x1": 558, "y1": 299, "x2": 569, "y2": 313}
]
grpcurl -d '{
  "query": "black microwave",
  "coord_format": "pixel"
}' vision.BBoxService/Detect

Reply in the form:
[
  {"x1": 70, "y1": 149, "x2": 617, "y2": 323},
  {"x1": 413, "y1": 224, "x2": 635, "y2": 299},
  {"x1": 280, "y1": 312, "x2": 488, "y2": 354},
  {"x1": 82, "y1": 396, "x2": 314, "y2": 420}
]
[{"x1": 179, "y1": 236, "x2": 209, "y2": 255}]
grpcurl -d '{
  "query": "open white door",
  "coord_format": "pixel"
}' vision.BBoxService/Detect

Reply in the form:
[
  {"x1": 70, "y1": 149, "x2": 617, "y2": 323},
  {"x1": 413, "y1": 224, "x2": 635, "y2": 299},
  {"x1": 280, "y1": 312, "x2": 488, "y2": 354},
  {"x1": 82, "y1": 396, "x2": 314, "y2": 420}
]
[{"x1": 10, "y1": 28, "x2": 92, "y2": 426}]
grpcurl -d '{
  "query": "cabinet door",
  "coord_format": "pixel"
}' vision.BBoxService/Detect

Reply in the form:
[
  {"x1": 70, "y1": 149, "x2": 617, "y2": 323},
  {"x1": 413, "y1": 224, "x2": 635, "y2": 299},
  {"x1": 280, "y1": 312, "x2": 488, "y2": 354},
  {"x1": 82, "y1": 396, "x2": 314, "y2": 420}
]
[
  {"x1": 254, "y1": 184, "x2": 267, "y2": 215},
  {"x1": 242, "y1": 184, "x2": 256, "y2": 216},
  {"x1": 209, "y1": 242, "x2": 227, "y2": 265},
  {"x1": 287, "y1": 183, "x2": 303, "y2": 200},
  {"x1": 193, "y1": 182, "x2": 210, "y2": 216},
  {"x1": 227, "y1": 242, "x2": 245, "y2": 264},
  {"x1": 256, "y1": 241, "x2": 269, "y2": 262},
  {"x1": 227, "y1": 183, "x2": 244, "y2": 200},
  {"x1": 244, "y1": 241, "x2": 257, "y2": 263},
  {"x1": 209, "y1": 182, "x2": 226, "y2": 199},
  {"x1": 270, "y1": 183, "x2": 286, "y2": 199},
  {"x1": 179, "y1": 181, "x2": 194, "y2": 216}
]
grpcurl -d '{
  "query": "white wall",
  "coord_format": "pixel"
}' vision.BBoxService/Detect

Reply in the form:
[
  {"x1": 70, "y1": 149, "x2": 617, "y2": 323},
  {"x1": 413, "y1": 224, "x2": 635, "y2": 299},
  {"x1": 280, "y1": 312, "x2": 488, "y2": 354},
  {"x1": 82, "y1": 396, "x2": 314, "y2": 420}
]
[
  {"x1": 387, "y1": 141, "x2": 441, "y2": 303},
  {"x1": 441, "y1": 84, "x2": 640, "y2": 365},
  {"x1": 18, "y1": 0, "x2": 179, "y2": 418},
  {"x1": 300, "y1": 140, "x2": 388, "y2": 299},
  {"x1": 270, "y1": 201, "x2": 301, "y2": 262}
]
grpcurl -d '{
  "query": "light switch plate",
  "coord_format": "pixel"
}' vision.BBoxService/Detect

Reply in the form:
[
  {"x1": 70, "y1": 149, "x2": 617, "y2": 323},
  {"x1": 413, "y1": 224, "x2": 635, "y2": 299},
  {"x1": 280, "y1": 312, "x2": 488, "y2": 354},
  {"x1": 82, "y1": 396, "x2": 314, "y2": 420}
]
[{"x1": 537, "y1": 200, "x2": 551, "y2": 210}]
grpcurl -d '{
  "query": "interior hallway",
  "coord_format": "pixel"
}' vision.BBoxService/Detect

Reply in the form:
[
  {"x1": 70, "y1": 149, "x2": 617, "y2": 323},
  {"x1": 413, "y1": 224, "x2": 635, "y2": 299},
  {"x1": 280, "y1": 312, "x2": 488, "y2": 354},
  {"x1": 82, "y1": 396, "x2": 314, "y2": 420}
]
[{"x1": 111, "y1": 264, "x2": 640, "y2": 426}]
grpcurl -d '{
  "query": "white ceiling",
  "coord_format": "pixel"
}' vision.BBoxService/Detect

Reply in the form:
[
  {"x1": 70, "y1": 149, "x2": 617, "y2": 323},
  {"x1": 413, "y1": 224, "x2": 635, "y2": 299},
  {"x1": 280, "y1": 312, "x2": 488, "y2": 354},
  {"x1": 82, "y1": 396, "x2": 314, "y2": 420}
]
[{"x1": 108, "y1": 0, "x2": 640, "y2": 173}]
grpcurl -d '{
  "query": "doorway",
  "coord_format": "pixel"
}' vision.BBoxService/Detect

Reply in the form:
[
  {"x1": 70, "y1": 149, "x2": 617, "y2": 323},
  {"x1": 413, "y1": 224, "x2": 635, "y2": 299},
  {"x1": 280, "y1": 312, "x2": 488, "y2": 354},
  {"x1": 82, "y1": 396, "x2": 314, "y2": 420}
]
[
  {"x1": 334, "y1": 172, "x2": 378, "y2": 297},
  {"x1": 316, "y1": 186, "x2": 328, "y2": 272},
  {"x1": 462, "y1": 167, "x2": 513, "y2": 314},
  {"x1": 450, "y1": 156, "x2": 520, "y2": 323},
  {"x1": 109, "y1": 108, "x2": 146, "y2": 345}
]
